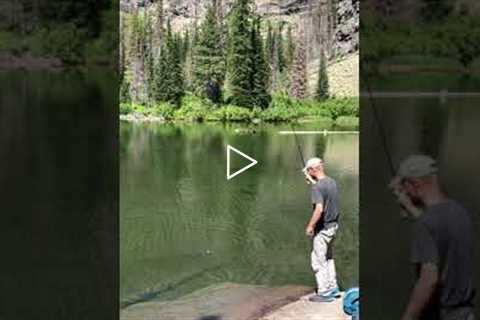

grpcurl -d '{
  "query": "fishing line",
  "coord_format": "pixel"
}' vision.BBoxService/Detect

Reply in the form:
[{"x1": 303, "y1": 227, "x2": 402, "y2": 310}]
[
  {"x1": 291, "y1": 123, "x2": 307, "y2": 167},
  {"x1": 290, "y1": 123, "x2": 316, "y2": 184},
  {"x1": 363, "y1": 66, "x2": 396, "y2": 176}
]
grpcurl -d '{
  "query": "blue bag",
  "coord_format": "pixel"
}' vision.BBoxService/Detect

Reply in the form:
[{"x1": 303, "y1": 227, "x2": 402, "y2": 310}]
[{"x1": 343, "y1": 287, "x2": 360, "y2": 316}]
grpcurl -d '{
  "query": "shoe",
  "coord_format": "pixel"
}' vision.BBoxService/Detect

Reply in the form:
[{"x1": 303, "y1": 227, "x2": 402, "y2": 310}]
[
  {"x1": 323, "y1": 287, "x2": 341, "y2": 298},
  {"x1": 308, "y1": 294, "x2": 335, "y2": 303}
]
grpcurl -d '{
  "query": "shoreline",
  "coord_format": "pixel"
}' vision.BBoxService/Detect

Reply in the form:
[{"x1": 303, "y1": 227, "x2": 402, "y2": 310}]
[
  {"x1": 120, "y1": 282, "x2": 349, "y2": 320},
  {"x1": 120, "y1": 282, "x2": 313, "y2": 320},
  {"x1": 0, "y1": 53, "x2": 114, "y2": 71},
  {"x1": 119, "y1": 113, "x2": 359, "y2": 127}
]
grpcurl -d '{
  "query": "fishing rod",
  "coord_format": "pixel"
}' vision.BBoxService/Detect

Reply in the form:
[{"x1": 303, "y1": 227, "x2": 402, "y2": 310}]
[
  {"x1": 364, "y1": 63, "x2": 412, "y2": 218},
  {"x1": 363, "y1": 68, "x2": 396, "y2": 176},
  {"x1": 291, "y1": 123, "x2": 316, "y2": 184}
]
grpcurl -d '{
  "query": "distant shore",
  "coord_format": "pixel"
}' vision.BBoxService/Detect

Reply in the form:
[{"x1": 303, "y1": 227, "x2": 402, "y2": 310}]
[{"x1": 119, "y1": 112, "x2": 359, "y2": 128}]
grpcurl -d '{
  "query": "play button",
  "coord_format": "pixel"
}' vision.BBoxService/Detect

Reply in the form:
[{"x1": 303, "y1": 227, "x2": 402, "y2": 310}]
[{"x1": 226, "y1": 145, "x2": 258, "y2": 180}]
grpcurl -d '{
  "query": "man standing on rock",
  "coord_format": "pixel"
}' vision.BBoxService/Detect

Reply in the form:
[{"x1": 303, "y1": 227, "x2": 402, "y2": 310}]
[
  {"x1": 390, "y1": 155, "x2": 475, "y2": 320},
  {"x1": 303, "y1": 157, "x2": 341, "y2": 302}
]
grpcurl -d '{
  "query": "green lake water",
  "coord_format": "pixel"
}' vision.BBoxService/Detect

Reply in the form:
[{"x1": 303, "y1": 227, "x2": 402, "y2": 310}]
[{"x1": 120, "y1": 122, "x2": 359, "y2": 306}]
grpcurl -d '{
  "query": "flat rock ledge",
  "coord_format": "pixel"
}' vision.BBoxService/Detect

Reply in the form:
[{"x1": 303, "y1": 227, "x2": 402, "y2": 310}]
[
  {"x1": 260, "y1": 292, "x2": 349, "y2": 320},
  {"x1": 121, "y1": 282, "x2": 311, "y2": 320},
  {"x1": 121, "y1": 283, "x2": 349, "y2": 320}
]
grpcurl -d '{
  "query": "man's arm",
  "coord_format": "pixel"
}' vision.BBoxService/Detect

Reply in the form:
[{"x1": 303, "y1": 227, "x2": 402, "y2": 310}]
[
  {"x1": 401, "y1": 263, "x2": 439, "y2": 320},
  {"x1": 306, "y1": 203, "x2": 323, "y2": 236}
]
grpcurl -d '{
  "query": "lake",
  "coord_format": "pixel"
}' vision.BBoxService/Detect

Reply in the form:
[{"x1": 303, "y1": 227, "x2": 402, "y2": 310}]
[{"x1": 120, "y1": 122, "x2": 359, "y2": 306}]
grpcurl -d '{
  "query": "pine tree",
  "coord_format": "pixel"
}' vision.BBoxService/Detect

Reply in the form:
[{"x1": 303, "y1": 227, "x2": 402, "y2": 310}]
[
  {"x1": 285, "y1": 25, "x2": 295, "y2": 69},
  {"x1": 290, "y1": 32, "x2": 307, "y2": 100},
  {"x1": 128, "y1": 12, "x2": 148, "y2": 103},
  {"x1": 192, "y1": 2, "x2": 226, "y2": 102},
  {"x1": 250, "y1": 18, "x2": 271, "y2": 108},
  {"x1": 152, "y1": 21, "x2": 185, "y2": 106},
  {"x1": 143, "y1": 11, "x2": 155, "y2": 105},
  {"x1": 184, "y1": 27, "x2": 196, "y2": 91},
  {"x1": 265, "y1": 21, "x2": 275, "y2": 65},
  {"x1": 181, "y1": 30, "x2": 190, "y2": 64},
  {"x1": 316, "y1": 54, "x2": 329, "y2": 101},
  {"x1": 276, "y1": 26, "x2": 286, "y2": 74},
  {"x1": 155, "y1": 0, "x2": 164, "y2": 51},
  {"x1": 226, "y1": 0, "x2": 254, "y2": 107}
]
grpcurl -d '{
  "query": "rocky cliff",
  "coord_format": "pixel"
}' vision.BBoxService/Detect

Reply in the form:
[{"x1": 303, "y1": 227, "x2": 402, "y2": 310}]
[{"x1": 121, "y1": 0, "x2": 359, "y2": 61}]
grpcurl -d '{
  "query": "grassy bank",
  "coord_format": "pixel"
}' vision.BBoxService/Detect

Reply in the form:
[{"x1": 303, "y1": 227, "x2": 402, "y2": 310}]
[{"x1": 120, "y1": 94, "x2": 359, "y2": 128}]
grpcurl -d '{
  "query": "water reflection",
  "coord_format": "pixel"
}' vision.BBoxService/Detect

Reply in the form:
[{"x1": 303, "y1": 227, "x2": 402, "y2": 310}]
[
  {"x1": 120, "y1": 123, "x2": 359, "y2": 306},
  {"x1": 0, "y1": 70, "x2": 117, "y2": 319}
]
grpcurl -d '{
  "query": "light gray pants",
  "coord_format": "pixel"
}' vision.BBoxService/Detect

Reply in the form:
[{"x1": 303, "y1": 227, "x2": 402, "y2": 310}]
[
  {"x1": 440, "y1": 307, "x2": 475, "y2": 320},
  {"x1": 311, "y1": 223, "x2": 338, "y2": 294}
]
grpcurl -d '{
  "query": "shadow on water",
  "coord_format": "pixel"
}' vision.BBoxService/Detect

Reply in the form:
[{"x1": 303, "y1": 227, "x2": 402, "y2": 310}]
[
  {"x1": 0, "y1": 70, "x2": 117, "y2": 319},
  {"x1": 120, "y1": 122, "x2": 359, "y2": 306}
]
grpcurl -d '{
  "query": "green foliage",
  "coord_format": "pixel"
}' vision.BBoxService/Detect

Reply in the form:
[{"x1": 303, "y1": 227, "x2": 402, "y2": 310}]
[
  {"x1": 181, "y1": 30, "x2": 190, "y2": 64},
  {"x1": 285, "y1": 26, "x2": 295, "y2": 69},
  {"x1": 260, "y1": 106, "x2": 299, "y2": 122},
  {"x1": 1, "y1": 2, "x2": 115, "y2": 64},
  {"x1": 84, "y1": 9, "x2": 118, "y2": 66},
  {"x1": 151, "y1": 21, "x2": 185, "y2": 106},
  {"x1": 174, "y1": 94, "x2": 212, "y2": 121},
  {"x1": 362, "y1": 16, "x2": 480, "y2": 72},
  {"x1": 295, "y1": 100, "x2": 332, "y2": 118},
  {"x1": 250, "y1": 19, "x2": 271, "y2": 109},
  {"x1": 443, "y1": 17, "x2": 480, "y2": 69},
  {"x1": 120, "y1": 102, "x2": 134, "y2": 115},
  {"x1": 226, "y1": 0, "x2": 255, "y2": 107},
  {"x1": 261, "y1": 93, "x2": 298, "y2": 121},
  {"x1": 265, "y1": 23, "x2": 288, "y2": 91},
  {"x1": 276, "y1": 26, "x2": 286, "y2": 74},
  {"x1": 151, "y1": 103, "x2": 176, "y2": 120},
  {"x1": 120, "y1": 102, "x2": 175, "y2": 120},
  {"x1": 265, "y1": 22, "x2": 275, "y2": 66},
  {"x1": 421, "y1": 0, "x2": 452, "y2": 22},
  {"x1": 0, "y1": 31, "x2": 21, "y2": 53},
  {"x1": 192, "y1": 4, "x2": 226, "y2": 101},
  {"x1": 226, "y1": 0, "x2": 270, "y2": 108},
  {"x1": 119, "y1": 95, "x2": 359, "y2": 124},
  {"x1": 335, "y1": 116, "x2": 359, "y2": 129},
  {"x1": 208, "y1": 106, "x2": 253, "y2": 122},
  {"x1": 316, "y1": 56, "x2": 329, "y2": 101},
  {"x1": 41, "y1": 23, "x2": 86, "y2": 64},
  {"x1": 320, "y1": 98, "x2": 359, "y2": 119}
]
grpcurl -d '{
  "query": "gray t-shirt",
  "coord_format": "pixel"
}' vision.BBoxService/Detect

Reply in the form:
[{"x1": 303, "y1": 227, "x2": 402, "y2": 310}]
[
  {"x1": 411, "y1": 199, "x2": 474, "y2": 313},
  {"x1": 310, "y1": 176, "x2": 339, "y2": 233}
]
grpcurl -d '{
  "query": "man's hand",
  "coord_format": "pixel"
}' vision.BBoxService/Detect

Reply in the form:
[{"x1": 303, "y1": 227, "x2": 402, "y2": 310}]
[
  {"x1": 303, "y1": 171, "x2": 315, "y2": 185},
  {"x1": 389, "y1": 179, "x2": 423, "y2": 218},
  {"x1": 305, "y1": 225, "x2": 314, "y2": 238}
]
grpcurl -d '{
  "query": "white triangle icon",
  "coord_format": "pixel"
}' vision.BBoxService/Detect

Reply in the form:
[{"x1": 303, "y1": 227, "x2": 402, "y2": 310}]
[{"x1": 226, "y1": 145, "x2": 258, "y2": 180}]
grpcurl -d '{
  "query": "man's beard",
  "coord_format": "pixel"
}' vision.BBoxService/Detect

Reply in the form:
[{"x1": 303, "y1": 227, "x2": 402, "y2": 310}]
[{"x1": 409, "y1": 194, "x2": 424, "y2": 207}]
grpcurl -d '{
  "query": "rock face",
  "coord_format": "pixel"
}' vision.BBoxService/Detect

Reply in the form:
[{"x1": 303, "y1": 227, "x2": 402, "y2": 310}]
[
  {"x1": 333, "y1": 0, "x2": 359, "y2": 56},
  {"x1": 121, "y1": 0, "x2": 359, "y2": 61}
]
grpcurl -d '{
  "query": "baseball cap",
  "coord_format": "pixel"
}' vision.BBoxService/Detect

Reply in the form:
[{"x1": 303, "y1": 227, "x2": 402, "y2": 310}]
[
  {"x1": 303, "y1": 157, "x2": 323, "y2": 172},
  {"x1": 395, "y1": 155, "x2": 438, "y2": 180}
]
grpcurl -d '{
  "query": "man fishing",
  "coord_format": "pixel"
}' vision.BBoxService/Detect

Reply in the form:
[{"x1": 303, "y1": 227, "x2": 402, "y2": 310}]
[
  {"x1": 390, "y1": 155, "x2": 475, "y2": 320},
  {"x1": 303, "y1": 157, "x2": 341, "y2": 303}
]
